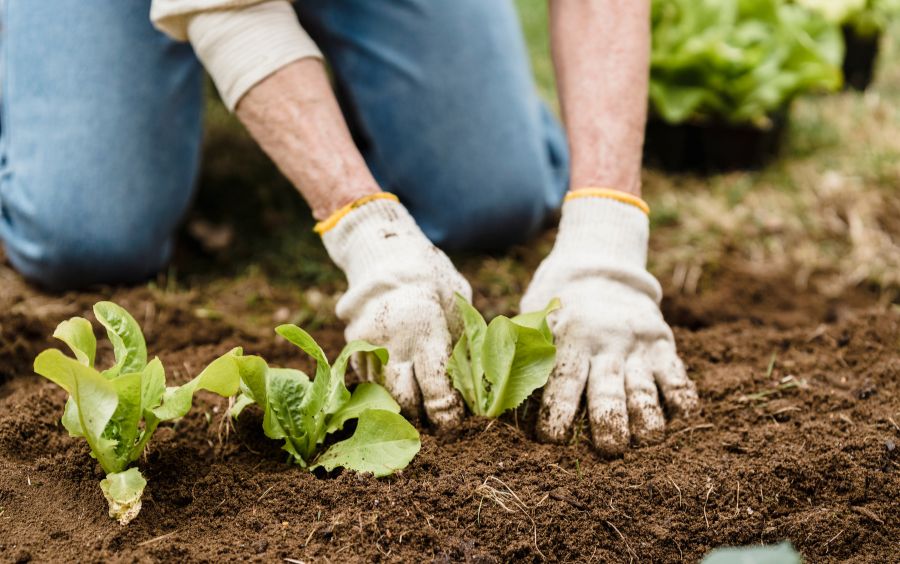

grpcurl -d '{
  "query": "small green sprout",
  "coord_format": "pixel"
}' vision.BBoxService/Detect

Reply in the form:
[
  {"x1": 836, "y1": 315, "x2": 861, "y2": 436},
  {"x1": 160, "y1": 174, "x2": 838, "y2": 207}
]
[
  {"x1": 447, "y1": 294, "x2": 559, "y2": 418},
  {"x1": 230, "y1": 325, "x2": 420, "y2": 477}
]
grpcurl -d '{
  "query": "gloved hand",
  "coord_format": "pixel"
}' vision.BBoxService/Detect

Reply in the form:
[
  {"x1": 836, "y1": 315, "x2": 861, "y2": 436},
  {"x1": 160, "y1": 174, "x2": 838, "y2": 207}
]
[
  {"x1": 520, "y1": 189, "x2": 698, "y2": 455},
  {"x1": 319, "y1": 194, "x2": 469, "y2": 428}
]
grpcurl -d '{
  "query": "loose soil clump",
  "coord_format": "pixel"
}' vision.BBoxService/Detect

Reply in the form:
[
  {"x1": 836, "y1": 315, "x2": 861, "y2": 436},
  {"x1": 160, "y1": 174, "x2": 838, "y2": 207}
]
[{"x1": 0, "y1": 263, "x2": 897, "y2": 563}]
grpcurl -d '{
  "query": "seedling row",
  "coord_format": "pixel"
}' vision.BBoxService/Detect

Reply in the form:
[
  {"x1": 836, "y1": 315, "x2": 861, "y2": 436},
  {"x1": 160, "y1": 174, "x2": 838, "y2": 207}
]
[{"x1": 35, "y1": 298, "x2": 558, "y2": 524}]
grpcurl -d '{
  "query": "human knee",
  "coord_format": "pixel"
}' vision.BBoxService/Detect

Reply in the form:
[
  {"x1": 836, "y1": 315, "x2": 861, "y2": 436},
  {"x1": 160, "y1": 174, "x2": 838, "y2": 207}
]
[{"x1": 2, "y1": 209, "x2": 170, "y2": 291}]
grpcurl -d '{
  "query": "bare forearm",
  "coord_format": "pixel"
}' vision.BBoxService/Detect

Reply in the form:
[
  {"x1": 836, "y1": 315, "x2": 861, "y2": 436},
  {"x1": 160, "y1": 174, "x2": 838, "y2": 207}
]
[
  {"x1": 235, "y1": 59, "x2": 380, "y2": 220},
  {"x1": 549, "y1": 0, "x2": 650, "y2": 196}
]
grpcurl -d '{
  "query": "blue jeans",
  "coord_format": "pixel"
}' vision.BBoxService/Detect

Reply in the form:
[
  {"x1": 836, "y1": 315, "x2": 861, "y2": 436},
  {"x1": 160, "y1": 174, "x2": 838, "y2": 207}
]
[{"x1": 0, "y1": 0, "x2": 569, "y2": 290}]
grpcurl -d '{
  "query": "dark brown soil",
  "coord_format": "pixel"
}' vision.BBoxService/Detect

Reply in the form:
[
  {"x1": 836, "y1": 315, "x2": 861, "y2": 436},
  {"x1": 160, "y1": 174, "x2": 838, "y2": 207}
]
[{"x1": 0, "y1": 259, "x2": 898, "y2": 563}]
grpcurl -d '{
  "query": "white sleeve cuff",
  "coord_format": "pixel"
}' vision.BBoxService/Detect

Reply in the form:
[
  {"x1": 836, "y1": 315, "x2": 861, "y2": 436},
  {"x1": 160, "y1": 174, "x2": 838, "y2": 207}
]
[
  {"x1": 184, "y1": 1, "x2": 323, "y2": 111},
  {"x1": 152, "y1": 0, "x2": 263, "y2": 41}
]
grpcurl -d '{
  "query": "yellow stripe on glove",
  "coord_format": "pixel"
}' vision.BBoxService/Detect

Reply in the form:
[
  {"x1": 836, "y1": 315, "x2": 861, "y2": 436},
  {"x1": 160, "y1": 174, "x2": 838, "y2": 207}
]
[
  {"x1": 313, "y1": 193, "x2": 400, "y2": 234},
  {"x1": 565, "y1": 187, "x2": 650, "y2": 215}
]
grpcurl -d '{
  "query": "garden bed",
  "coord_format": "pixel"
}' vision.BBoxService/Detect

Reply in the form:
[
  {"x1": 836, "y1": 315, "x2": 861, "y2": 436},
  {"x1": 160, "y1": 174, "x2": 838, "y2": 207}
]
[{"x1": 0, "y1": 261, "x2": 897, "y2": 563}]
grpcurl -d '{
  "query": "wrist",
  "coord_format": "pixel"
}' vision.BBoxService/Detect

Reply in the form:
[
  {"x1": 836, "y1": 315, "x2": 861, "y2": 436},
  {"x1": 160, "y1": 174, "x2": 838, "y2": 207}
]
[
  {"x1": 566, "y1": 187, "x2": 649, "y2": 215},
  {"x1": 234, "y1": 58, "x2": 383, "y2": 221},
  {"x1": 314, "y1": 192, "x2": 398, "y2": 234},
  {"x1": 312, "y1": 185, "x2": 383, "y2": 222},
  {"x1": 556, "y1": 195, "x2": 650, "y2": 270},
  {"x1": 569, "y1": 172, "x2": 642, "y2": 198}
]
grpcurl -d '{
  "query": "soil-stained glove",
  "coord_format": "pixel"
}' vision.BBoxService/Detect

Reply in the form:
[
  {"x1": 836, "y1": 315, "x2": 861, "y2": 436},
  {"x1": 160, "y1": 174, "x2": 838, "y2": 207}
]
[
  {"x1": 318, "y1": 194, "x2": 470, "y2": 428},
  {"x1": 520, "y1": 189, "x2": 698, "y2": 455}
]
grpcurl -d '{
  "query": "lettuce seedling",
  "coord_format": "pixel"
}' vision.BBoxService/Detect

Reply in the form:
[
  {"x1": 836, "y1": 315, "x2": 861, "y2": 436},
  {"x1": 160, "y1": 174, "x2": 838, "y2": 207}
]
[
  {"x1": 34, "y1": 302, "x2": 242, "y2": 525},
  {"x1": 650, "y1": 0, "x2": 843, "y2": 125},
  {"x1": 447, "y1": 295, "x2": 559, "y2": 417},
  {"x1": 230, "y1": 324, "x2": 420, "y2": 477}
]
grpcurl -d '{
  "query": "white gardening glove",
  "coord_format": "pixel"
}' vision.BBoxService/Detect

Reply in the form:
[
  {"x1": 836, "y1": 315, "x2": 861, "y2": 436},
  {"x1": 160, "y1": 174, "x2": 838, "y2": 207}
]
[
  {"x1": 520, "y1": 190, "x2": 698, "y2": 455},
  {"x1": 319, "y1": 194, "x2": 470, "y2": 428}
]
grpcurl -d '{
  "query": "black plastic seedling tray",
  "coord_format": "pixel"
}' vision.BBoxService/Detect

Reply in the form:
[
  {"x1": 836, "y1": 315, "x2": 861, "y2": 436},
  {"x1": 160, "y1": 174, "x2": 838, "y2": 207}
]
[
  {"x1": 643, "y1": 110, "x2": 788, "y2": 173},
  {"x1": 842, "y1": 25, "x2": 880, "y2": 91}
]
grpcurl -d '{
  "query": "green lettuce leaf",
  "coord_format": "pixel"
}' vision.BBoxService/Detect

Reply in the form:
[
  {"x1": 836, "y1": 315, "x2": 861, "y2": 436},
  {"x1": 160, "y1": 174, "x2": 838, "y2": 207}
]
[
  {"x1": 234, "y1": 355, "x2": 272, "y2": 407},
  {"x1": 314, "y1": 409, "x2": 421, "y2": 477},
  {"x1": 108, "y1": 372, "x2": 143, "y2": 461},
  {"x1": 275, "y1": 325, "x2": 336, "y2": 434},
  {"x1": 266, "y1": 367, "x2": 317, "y2": 463},
  {"x1": 140, "y1": 358, "x2": 166, "y2": 417},
  {"x1": 34, "y1": 349, "x2": 120, "y2": 473},
  {"x1": 230, "y1": 393, "x2": 256, "y2": 419},
  {"x1": 330, "y1": 341, "x2": 388, "y2": 413},
  {"x1": 510, "y1": 298, "x2": 560, "y2": 341},
  {"x1": 230, "y1": 352, "x2": 318, "y2": 464},
  {"x1": 275, "y1": 324, "x2": 330, "y2": 382},
  {"x1": 482, "y1": 317, "x2": 557, "y2": 418},
  {"x1": 61, "y1": 398, "x2": 84, "y2": 437},
  {"x1": 53, "y1": 317, "x2": 96, "y2": 367},
  {"x1": 448, "y1": 295, "x2": 489, "y2": 413},
  {"x1": 36, "y1": 302, "x2": 245, "y2": 525},
  {"x1": 326, "y1": 382, "x2": 401, "y2": 434},
  {"x1": 124, "y1": 358, "x2": 167, "y2": 463},
  {"x1": 447, "y1": 295, "x2": 558, "y2": 418},
  {"x1": 650, "y1": 0, "x2": 844, "y2": 125},
  {"x1": 152, "y1": 348, "x2": 242, "y2": 421},
  {"x1": 93, "y1": 302, "x2": 147, "y2": 377},
  {"x1": 231, "y1": 328, "x2": 418, "y2": 476}
]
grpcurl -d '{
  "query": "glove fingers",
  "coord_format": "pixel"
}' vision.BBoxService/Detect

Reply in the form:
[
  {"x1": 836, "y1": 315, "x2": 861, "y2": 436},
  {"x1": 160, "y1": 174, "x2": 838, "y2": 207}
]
[
  {"x1": 382, "y1": 359, "x2": 423, "y2": 419},
  {"x1": 536, "y1": 343, "x2": 589, "y2": 443},
  {"x1": 587, "y1": 353, "x2": 630, "y2": 457},
  {"x1": 412, "y1": 323, "x2": 464, "y2": 429},
  {"x1": 649, "y1": 340, "x2": 698, "y2": 418},
  {"x1": 624, "y1": 355, "x2": 665, "y2": 445}
]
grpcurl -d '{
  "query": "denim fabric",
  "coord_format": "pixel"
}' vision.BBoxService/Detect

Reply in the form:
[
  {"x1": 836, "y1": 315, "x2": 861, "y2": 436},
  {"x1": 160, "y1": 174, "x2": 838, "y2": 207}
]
[
  {"x1": 0, "y1": 0, "x2": 205, "y2": 290},
  {"x1": 0, "y1": 0, "x2": 569, "y2": 290}
]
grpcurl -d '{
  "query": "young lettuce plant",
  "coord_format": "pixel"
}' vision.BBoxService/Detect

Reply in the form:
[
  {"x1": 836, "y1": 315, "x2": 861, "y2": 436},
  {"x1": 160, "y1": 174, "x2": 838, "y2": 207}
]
[
  {"x1": 447, "y1": 294, "x2": 559, "y2": 417},
  {"x1": 230, "y1": 324, "x2": 420, "y2": 477},
  {"x1": 33, "y1": 302, "x2": 242, "y2": 525},
  {"x1": 650, "y1": 0, "x2": 843, "y2": 126}
]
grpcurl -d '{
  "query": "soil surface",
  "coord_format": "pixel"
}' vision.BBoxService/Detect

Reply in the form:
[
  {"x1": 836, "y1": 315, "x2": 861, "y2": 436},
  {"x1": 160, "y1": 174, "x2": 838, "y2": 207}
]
[{"x1": 0, "y1": 257, "x2": 898, "y2": 563}]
